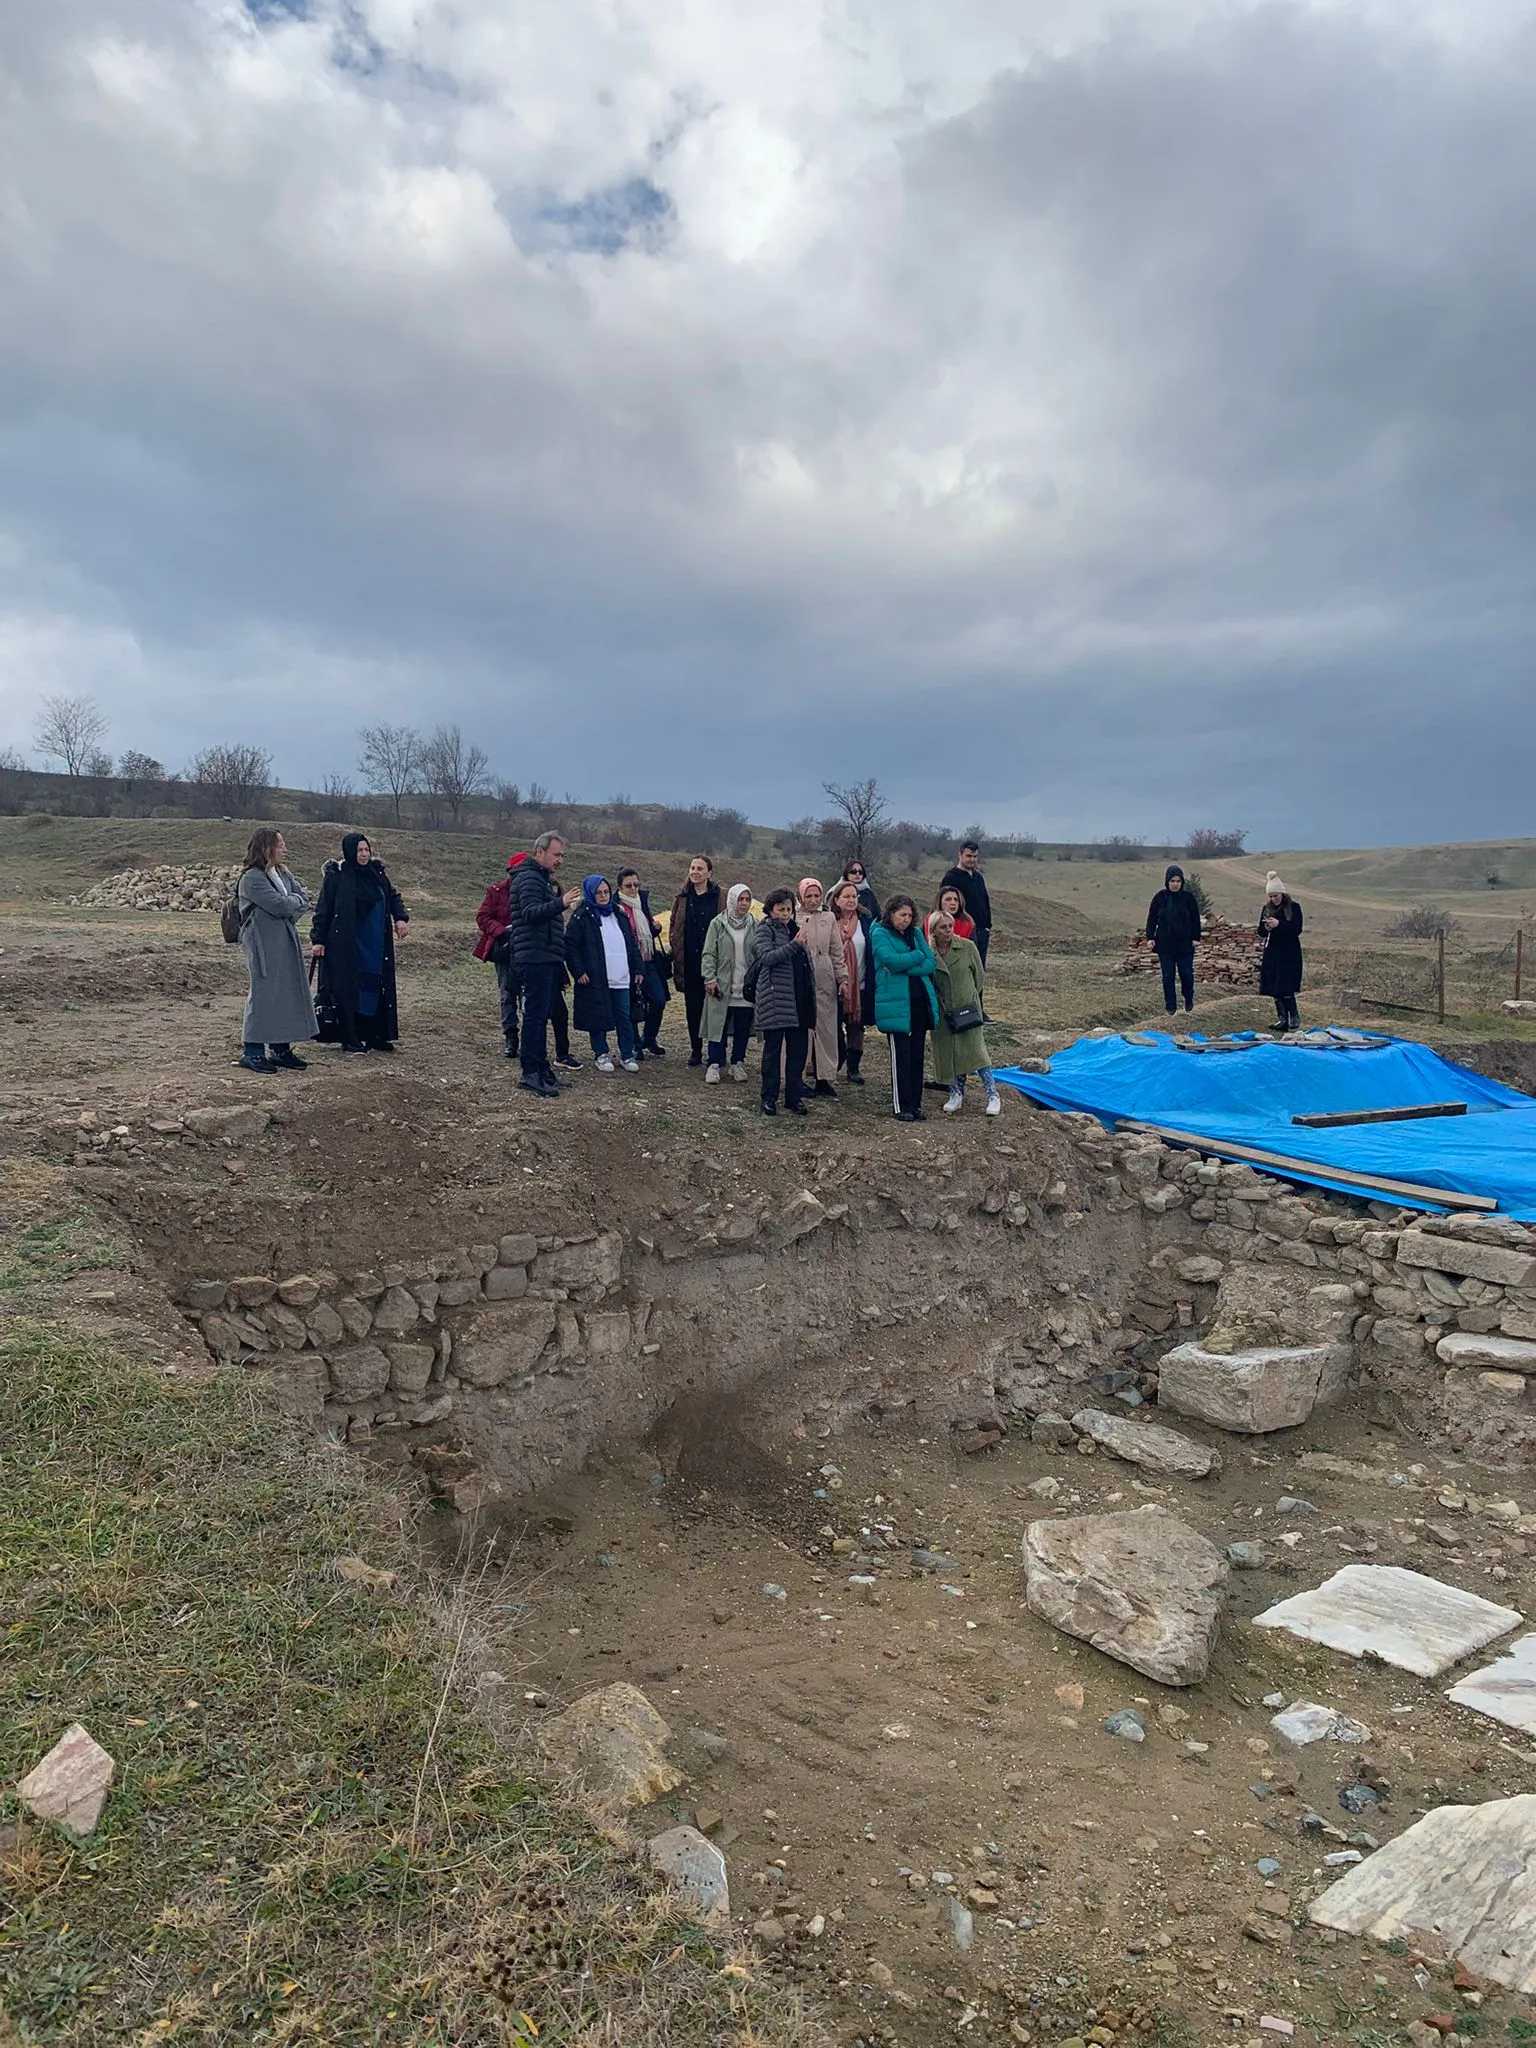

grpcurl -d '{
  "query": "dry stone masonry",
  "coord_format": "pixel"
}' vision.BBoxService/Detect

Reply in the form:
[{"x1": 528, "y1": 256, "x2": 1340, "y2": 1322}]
[{"x1": 173, "y1": 1107, "x2": 1536, "y2": 1492}]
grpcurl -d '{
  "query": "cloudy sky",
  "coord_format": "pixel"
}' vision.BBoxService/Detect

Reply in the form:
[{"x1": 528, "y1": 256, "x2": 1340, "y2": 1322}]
[{"x1": 2, "y1": 0, "x2": 1533, "y2": 844}]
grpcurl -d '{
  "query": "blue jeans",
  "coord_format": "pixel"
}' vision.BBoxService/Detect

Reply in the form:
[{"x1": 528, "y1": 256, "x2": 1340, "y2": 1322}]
[
  {"x1": 591, "y1": 988, "x2": 637, "y2": 1062},
  {"x1": 1160, "y1": 951, "x2": 1195, "y2": 1012}
]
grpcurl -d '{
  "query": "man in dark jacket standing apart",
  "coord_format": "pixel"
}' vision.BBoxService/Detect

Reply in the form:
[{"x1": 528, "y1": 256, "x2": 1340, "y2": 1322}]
[
  {"x1": 511, "y1": 832, "x2": 581, "y2": 1097},
  {"x1": 1144, "y1": 863, "x2": 1202, "y2": 1016},
  {"x1": 670, "y1": 854, "x2": 721, "y2": 1066},
  {"x1": 940, "y1": 841, "x2": 993, "y2": 966}
]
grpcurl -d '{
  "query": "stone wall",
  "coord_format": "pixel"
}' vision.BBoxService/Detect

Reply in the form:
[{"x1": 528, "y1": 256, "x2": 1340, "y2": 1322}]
[{"x1": 174, "y1": 1112, "x2": 1536, "y2": 1492}]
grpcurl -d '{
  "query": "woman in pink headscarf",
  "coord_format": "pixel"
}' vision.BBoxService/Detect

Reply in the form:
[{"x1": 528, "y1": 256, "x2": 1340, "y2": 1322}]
[{"x1": 795, "y1": 877, "x2": 849, "y2": 1096}]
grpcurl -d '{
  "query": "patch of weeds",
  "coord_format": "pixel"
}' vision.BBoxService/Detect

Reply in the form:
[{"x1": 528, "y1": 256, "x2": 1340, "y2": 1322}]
[
  {"x1": 0, "y1": 1300, "x2": 817, "y2": 2045},
  {"x1": 1509, "y1": 2020, "x2": 1536, "y2": 2040},
  {"x1": 0, "y1": 1208, "x2": 126, "y2": 1291},
  {"x1": 1382, "y1": 1938, "x2": 1410, "y2": 1957}
]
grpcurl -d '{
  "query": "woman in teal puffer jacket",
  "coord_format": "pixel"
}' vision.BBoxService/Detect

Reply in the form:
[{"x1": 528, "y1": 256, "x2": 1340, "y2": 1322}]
[{"x1": 870, "y1": 897, "x2": 939, "y2": 1122}]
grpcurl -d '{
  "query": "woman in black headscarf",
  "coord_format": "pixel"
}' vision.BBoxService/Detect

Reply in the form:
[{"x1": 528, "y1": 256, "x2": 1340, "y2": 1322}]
[{"x1": 310, "y1": 832, "x2": 409, "y2": 1053}]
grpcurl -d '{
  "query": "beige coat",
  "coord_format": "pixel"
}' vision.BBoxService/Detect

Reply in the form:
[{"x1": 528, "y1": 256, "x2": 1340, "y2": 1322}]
[{"x1": 797, "y1": 907, "x2": 849, "y2": 1080}]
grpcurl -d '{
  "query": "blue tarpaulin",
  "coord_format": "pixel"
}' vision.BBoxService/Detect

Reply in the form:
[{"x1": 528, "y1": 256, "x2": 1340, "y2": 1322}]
[{"x1": 993, "y1": 1032, "x2": 1536, "y2": 1219}]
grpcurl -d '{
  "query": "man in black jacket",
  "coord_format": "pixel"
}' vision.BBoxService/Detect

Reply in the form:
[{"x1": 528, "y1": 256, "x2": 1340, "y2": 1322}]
[
  {"x1": 940, "y1": 841, "x2": 993, "y2": 965},
  {"x1": 511, "y1": 832, "x2": 581, "y2": 1096},
  {"x1": 1144, "y1": 863, "x2": 1202, "y2": 1015}
]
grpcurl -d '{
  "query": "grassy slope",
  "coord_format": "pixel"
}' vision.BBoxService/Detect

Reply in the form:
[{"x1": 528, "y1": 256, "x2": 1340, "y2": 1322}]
[
  {"x1": 0, "y1": 816, "x2": 1104, "y2": 945},
  {"x1": 0, "y1": 1180, "x2": 811, "y2": 2048}
]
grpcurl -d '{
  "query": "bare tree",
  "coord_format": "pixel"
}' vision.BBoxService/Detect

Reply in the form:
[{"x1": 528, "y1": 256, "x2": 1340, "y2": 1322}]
[
  {"x1": 822, "y1": 776, "x2": 891, "y2": 867},
  {"x1": 34, "y1": 694, "x2": 108, "y2": 776},
  {"x1": 321, "y1": 769, "x2": 356, "y2": 807},
  {"x1": 494, "y1": 779, "x2": 522, "y2": 824},
  {"x1": 189, "y1": 742, "x2": 272, "y2": 816},
  {"x1": 357, "y1": 722, "x2": 422, "y2": 826},
  {"x1": 526, "y1": 779, "x2": 552, "y2": 809},
  {"x1": 420, "y1": 722, "x2": 491, "y2": 827}
]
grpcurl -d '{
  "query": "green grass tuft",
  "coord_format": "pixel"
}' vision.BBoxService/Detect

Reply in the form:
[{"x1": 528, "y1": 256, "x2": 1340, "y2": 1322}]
[{"x1": 0, "y1": 1314, "x2": 813, "y2": 2045}]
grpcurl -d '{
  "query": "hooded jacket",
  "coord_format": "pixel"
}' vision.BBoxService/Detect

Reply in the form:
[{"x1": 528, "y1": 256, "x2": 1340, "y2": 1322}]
[
  {"x1": 1145, "y1": 866, "x2": 1202, "y2": 954},
  {"x1": 870, "y1": 920, "x2": 940, "y2": 1034}
]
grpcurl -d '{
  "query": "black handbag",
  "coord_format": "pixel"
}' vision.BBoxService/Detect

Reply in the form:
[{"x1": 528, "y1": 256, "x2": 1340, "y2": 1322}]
[{"x1": 946, "y1": 1002, "x2": 984, "y2": 1034}]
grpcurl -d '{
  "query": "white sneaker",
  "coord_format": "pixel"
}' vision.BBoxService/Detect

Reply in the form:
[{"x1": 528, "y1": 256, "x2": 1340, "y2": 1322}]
[
  {"x1": 705, "y1": 1063, "x2": 722, "y2": 1084},
  {"x1": 596, "y1": 1054, "x2": 615, "y2": 1073},
  {"x1": 727, "y1": 1062, "x2": 747, "y2": 1082},
  {"x1": 985, "y1": 1090, "x2": 1002, "y2": 1116},
  {"x1": 943, "y1": 1086, "x2": 964, "y2": 1114},
  {"x1": 621, "y1": 1057, "x2": 640, "y2": 1072}
]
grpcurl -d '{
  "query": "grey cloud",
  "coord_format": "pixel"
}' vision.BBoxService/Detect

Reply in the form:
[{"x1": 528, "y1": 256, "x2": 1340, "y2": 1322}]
[{"x1": 0, "y1": 0, "x2": 1533, "y2": 841}]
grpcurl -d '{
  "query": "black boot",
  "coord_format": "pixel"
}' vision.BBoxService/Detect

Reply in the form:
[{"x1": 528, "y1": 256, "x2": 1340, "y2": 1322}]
[{"x1": 270, "y1": 1045, "x2": 308, "y2": 1070}]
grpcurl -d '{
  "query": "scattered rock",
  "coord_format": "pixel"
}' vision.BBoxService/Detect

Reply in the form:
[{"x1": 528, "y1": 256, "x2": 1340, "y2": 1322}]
[
  {"x1": 1103, "y1": 1709, "x2": 1146, "y2": 1741},
  {"x1": 540, "y1": 1682, "x2": 684, "y2": 1823},
  {"x1": 1225, "y1": 1541, "x2": 1269, "y2": 1569},
  {"x1": 1070, "y1": 1407, "x2": 1221, "y2": 1479},
  {"x1": 16, "y1": 1724, "x2": 116, "y2": 1835},
  {"x1": 1253, "y1": 1564, "x2": 1522, "y2": 1678},
  {"x1": 647, "y1": 1824, "x2": 730, "y2": 1929},
  {"x1": 1031, "y1": 1412, "x2": 1077, "y2": 1449},
  {"x1": 1271, "y1": 1701, "x2": 1372, "y2": 1747},
  {"x1": 1310, "y1": 1792, "x2": 1536, "y2": 1991},
  {"x1": 1446, "y1": 1633, "x2": 1536, "y2": 1736},
  {"x1": 1340, "y1": 1782, "x2": 1385, "y2": 1814},
  {"x1": 1022, "y1": 1508, "x2": 1229, "y2": 1687},
  {"x1": 332, "y1": 1555, "x2": 398, "y2": 1594}
]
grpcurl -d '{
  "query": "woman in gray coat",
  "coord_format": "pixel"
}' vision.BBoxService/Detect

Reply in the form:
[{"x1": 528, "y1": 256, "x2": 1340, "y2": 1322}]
[{"x1": 237, "y1": 827, "x2": 317, "y2": 1073}]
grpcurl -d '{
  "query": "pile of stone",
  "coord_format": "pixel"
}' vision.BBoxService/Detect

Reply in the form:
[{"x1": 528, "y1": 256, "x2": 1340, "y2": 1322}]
[
  {"x1": 1115, "y1": 912, "x2": 1263, "y2": 990},
  {"x1": 71, "y1": 863, "x2": 240, "y2": 911}
]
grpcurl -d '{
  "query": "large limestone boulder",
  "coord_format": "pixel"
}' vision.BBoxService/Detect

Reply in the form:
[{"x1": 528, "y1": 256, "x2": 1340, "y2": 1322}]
[
  {"x1": 1022, "y1": 1508, "x2": 1229, "y2": 1686},
  {"x1": 1158, "y1": 1340, "x2": 1341, "y2": 1433}
]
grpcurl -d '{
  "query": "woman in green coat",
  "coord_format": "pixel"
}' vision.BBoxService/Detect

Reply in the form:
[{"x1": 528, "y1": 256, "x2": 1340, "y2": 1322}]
[
  {"x1": 700, "y1": 883, "x2": 757, "y2": 1082},
  {"x1": 926, "y1": 911, "x2": 1001, "y2": 1115},
  {"x1": 870, "y1": 897, "x2": 939, "y2": 1121}
]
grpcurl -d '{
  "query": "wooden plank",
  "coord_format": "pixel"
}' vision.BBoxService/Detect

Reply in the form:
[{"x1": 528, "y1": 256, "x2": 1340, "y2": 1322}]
[
  {"x1": 1292, "y1": 1101, "x2": 1467, "y2": 1130},
  {"x1": 1119, "y1": 1120, "x2": 1499, "y2": 1210}
]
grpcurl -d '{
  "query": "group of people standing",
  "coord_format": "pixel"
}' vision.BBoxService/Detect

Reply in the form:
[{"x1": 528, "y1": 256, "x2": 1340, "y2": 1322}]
[
  {"x1": 1143, "y1": 863, "x2": 1306, "y2": 1030},
  {"x1": 234, "y1": 824, "x2": 1308, "y2": 1098},
  {"x1": 476, "y1": 834, "x2": 1002, "y2": 1119}
]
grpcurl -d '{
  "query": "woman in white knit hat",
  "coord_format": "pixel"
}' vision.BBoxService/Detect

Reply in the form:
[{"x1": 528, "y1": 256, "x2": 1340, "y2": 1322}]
[{"x1": 1258, "y1": 872, "x2": 1304, "y2": 1031}]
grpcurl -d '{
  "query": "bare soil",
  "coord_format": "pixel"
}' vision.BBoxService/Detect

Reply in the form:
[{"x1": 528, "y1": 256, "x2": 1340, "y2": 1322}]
[{"x1": 3, "y1": 903, "x2": 1534, "y2": 2048}]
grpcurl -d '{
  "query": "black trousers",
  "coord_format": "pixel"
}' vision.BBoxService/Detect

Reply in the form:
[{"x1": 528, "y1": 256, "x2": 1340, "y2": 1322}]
[
  {"x1": 761, "y1": 1027, "x2": 808, "y2": 1107},
  {"x1": 684, "y1": 973, "x2": 707, "y2": 1055},
  {"x1": 708, "y1": 1007, "x2": 753, "y2": 1067},
  {"x1": 974, "y1": 927, "x2": 991, "y2": 966},
  {"x1": 1160, "y1": 951, "x2": 1195, "y2": 1011},
  {"x1": 889, "y1": 1026, "x2": 928, "y2": 1115},
  {"x1": 519, "y1": 962, "x2": 562, "y2": 1079},
  {"x1": 495, "y1": 956, "x2": 520, "y2": 1050}
]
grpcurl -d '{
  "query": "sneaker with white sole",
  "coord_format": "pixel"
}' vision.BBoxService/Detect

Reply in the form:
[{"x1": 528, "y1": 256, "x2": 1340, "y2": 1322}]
[
  {"x1": 985, "y1": 1090, "x2": 1002, "y2": 1116},
  {"x1": 729, "y1": 1062, "x2": 748, "y2": 1082},
  {"x1": 596, "y1": 1053, "x2": 616, "y2": 1073},
  {"x1": 705, "y1": 1063, "x2": 722, "y2": 1084},
  {"x1": 621, "y1": 1057, "x2": 640, "y2": 1072},
  {"x1": 943, "y1": 1085, "x2": 965, "y2": 1114}
]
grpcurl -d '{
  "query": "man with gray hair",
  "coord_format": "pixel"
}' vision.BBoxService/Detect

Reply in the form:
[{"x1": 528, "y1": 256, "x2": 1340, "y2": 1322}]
[{"x1": 510, "y1": 831, "x2": 580, "y2": 1097}]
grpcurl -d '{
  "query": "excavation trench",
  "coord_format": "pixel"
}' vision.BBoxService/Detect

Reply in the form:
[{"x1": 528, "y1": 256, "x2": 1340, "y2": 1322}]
[{"x1": 65, "y1": 1082, "x2": 1536, "y2": 2042}]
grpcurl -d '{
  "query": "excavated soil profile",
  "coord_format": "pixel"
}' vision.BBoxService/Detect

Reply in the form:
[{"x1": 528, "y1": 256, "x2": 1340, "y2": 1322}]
[{"x1": 6, "y1": 925, "x2": 1536, "y2": 2048}]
